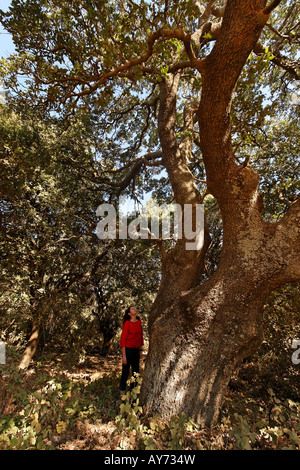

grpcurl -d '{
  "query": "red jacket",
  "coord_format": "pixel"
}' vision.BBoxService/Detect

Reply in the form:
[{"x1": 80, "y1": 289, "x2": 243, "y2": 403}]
[{"x1": 120, "y1": 319, "x2": 144, "y2": 349}]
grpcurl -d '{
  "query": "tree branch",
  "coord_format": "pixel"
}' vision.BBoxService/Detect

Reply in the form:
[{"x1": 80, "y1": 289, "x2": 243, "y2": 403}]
[
  {"x1": 211, "y1": 3, "x2": 226, "y2": 18},
  {"x1": 263, "y1": 0, "x2": 285, "y2": 16},
  {"x1": 274, "y1": 198, "x2": 300, "y2": 284},
  {"x1": 198, "y1": 1, "x2": 271, "y2": 215},
  {"x1": 58, "y1": 28, "x2": 204, "y2": 101},
  {"x1": 158, "y1": 73, "x2": 202, "y2": 206},
  {"x1": 53, "y1": 222, "x2": 97, "y2": 245},
  {"x1": 253, "y1": 42, "x2": 300, "y2": 80},
  {"x1": 179, "y1": 100, "x2": 199, "y2": 162},
  {"x1": 115, "y1": 150, "x2": 163, "y2": 195}
]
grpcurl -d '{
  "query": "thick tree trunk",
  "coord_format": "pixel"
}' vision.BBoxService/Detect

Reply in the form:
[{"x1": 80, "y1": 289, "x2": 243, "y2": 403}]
[
  {"x1": 140, "y1": 0, "x2": 300, "y2": 426},
  {"x1": 141, "y1": 273, "x2": 265, "y2": 427},
  {"x1": 141, "y1": 205, "x2": 299, "y2": 426}
]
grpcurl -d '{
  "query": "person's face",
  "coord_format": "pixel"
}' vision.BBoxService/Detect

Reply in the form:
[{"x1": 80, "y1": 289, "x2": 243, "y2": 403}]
[{"x1": 129, "y1": 307, "x2": 137, "y2": 318}]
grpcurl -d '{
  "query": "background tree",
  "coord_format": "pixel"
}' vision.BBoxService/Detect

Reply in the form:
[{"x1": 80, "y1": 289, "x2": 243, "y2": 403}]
[
  {"x1": 0, "y1": 100, "x2": 160, "y2": 367},
  {"x1": 77, "y1": 237, "x2": 160, "y2": 355},
  {"x1": 0, "y1": 105, "x2": 100, "y2": 367},
  {"x1": 1, "y1": 0, "x2": 299, "y2": 426}
]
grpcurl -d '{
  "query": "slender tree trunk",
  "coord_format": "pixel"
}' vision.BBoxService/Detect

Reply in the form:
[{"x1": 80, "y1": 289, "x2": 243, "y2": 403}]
[
  {"x1": 140, "y1": 0, "x2": 300, "y2": 426},
  {"x1": 19, "y1": 316, "x2": 41, "y2": 370},
  {"x1": 100, "y1": 332, "x2": 115, "y2": 356}
]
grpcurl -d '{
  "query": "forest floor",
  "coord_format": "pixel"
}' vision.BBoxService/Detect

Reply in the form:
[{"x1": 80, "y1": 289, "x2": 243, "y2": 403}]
[{"x1": 0, "y1": 347, "x2": 299, "y2": 451}]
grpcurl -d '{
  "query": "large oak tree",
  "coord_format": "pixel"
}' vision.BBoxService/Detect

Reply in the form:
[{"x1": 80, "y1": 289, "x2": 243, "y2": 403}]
[{"x1": 1, "y1": 0, "x2": 299, "y2": 426}]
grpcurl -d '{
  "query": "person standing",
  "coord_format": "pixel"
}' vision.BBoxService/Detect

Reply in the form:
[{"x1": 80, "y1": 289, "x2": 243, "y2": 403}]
[{"x1": 119, "y1": 306, "x2": 144, "y2": 396}]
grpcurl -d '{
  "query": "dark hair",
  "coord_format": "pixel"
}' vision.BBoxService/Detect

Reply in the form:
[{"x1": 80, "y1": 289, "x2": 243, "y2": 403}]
[
  {"x1": 123, "y1": 306, "x2": 132, "y2": 324},
  {"x1": 123, "y1": 306, "x2": 140, "y2": 324}
]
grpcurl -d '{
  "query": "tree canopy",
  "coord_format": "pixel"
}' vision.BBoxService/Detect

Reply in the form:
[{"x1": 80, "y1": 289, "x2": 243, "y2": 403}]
[
  {"x1": 0, "y1": 0, "x2": 299, "y2": 429},
  {"x1": 1, "y1": 1, "x2": 299, "y2": 210}
]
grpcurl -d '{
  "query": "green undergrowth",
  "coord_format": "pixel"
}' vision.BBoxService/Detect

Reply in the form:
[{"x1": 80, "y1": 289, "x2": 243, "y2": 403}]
[
  {"x1": 0, "y1": 347, "x2": 299, "y2": 450},
  {"x1": 0, "y1": 348, "x2": 121, "y2": 450},
  {"x1": 113, "y1": 374, "x2": 300, "y2": 450}
]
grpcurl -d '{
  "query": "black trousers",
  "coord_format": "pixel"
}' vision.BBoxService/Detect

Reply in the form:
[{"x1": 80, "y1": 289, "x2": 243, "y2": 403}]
[{"x1": 119, "y1": 347, "x2": 140, "y2": 391}]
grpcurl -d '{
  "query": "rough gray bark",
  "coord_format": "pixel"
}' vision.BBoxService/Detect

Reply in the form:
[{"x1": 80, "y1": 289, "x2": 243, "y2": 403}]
[
  {"x1": 141, "y1": 199, "x2": 300, "y2": 425},
  {"x1": 140, "y1": 0, "x2": 300, "y2": 426}
]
